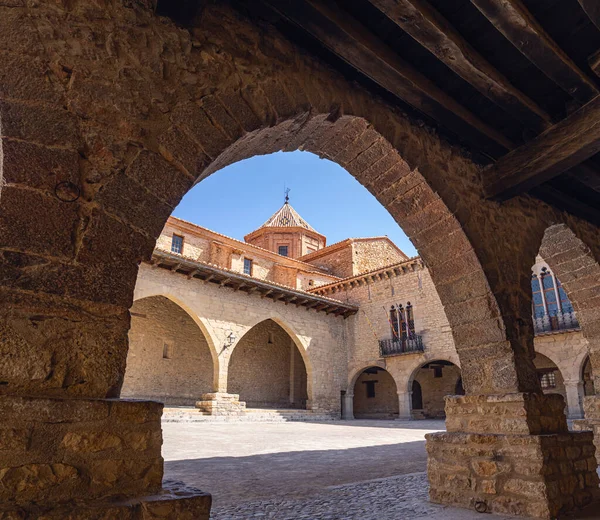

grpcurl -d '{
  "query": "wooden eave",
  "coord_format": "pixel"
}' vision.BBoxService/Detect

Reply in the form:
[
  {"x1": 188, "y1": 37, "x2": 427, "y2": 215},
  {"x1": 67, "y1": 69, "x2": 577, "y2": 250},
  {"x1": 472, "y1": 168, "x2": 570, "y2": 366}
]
[{"x1": 149, "y1": 250, "x2": 358, "y2": 318}]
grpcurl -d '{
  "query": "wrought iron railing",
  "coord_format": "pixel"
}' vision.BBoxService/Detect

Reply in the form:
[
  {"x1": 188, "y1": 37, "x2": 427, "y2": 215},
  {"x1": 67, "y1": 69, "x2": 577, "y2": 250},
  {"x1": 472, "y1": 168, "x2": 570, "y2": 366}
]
[
  {"x1": 533, "y1": 310, "x2": 580, "y2": 335},
  {"x1": 379, "y1": 336, "x2": 424, "y2": 357}
]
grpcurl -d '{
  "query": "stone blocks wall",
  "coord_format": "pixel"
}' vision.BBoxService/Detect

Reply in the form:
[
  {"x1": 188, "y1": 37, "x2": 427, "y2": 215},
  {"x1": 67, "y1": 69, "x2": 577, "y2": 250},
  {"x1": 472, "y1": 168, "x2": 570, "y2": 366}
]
[
  {"x1": 122, "y1": 296, "x2": 214, "y2": 405},
  {"x1": 427, "y1": 430, "x2": 599, "y2": 518},
  {"x1": 0, "y1": 396, "x2": 163, "y2": 507}
]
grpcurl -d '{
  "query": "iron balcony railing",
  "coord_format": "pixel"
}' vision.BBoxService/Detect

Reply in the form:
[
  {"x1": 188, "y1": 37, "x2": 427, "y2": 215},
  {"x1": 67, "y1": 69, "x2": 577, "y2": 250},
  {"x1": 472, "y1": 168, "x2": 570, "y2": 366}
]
[
  {"x1": 379, "y1": 335, "x2": 424, "y2": 357},
  {"x1": 533, "y1": 310, "x2": 580, "y2": 335}
]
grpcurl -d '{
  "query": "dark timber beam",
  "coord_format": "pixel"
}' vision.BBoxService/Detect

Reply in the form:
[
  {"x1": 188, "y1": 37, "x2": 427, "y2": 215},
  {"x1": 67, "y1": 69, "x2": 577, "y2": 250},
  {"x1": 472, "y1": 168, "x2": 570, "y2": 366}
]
[
  {"x1": 371, "y1": 0, "x2": 551, "y2": 132},
  {"x1": 578, "y1": 0, "x2": 600, "y2": 32},
  {"x1": 485, "y1": 95, "x2": 600, "y2": 199},
  {"x1": 263, "y1": 0, "x2": 514, "y2": 157},
  {"x1": 471, "y1": 0, "x2": 599, "y2": 103}
]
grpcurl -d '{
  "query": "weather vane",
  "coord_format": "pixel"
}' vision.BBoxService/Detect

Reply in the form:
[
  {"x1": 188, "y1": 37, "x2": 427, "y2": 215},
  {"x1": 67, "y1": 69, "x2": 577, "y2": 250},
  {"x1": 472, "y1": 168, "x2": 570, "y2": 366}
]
[{"x1": 284, "y1": 187, "x2": 290, "y2": 204}]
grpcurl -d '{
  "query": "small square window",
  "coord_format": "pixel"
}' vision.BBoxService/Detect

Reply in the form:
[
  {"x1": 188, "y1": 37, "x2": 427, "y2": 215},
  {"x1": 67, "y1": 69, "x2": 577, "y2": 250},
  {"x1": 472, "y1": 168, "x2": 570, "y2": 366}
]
[
  {"x1": 433, "y1": 366, "x2": 443, "y2": 378},
  {"x1": 163, "y1": 343, "x2": 173, "y2": 359},
  {"x1": 171, "y1": 234, "x2": 184, "y2": 254},
  {"x1": 278, "y1": 245, "x2": 289, "y2": 257},
  {"x1": 308, "y1": 280, "x2": 314, "y2": 287},
  {"x1": 243, "y1": 258, "x2": 253, "y2": 276}
]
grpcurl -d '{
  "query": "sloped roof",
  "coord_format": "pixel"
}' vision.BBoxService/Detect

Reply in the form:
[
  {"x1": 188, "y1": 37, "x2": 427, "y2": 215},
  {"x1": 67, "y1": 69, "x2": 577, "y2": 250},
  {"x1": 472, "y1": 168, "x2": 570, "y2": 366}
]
[{"x1": 260, "y1": 202, "x2": 317, "y2": 232}]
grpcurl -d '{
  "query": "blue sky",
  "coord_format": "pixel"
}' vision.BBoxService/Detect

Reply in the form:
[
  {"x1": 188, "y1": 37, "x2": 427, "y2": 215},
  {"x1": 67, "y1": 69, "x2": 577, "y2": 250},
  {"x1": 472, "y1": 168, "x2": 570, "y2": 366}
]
[{"x1": 173, "y1": 150, "x2": 417, "y2": 257}]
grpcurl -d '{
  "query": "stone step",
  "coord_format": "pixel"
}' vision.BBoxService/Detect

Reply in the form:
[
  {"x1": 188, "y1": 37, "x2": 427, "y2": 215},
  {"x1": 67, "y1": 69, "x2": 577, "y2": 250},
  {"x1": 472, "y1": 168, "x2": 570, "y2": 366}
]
[{"x1": 162, "y1": 407, "x2": 338, "y2": 423}]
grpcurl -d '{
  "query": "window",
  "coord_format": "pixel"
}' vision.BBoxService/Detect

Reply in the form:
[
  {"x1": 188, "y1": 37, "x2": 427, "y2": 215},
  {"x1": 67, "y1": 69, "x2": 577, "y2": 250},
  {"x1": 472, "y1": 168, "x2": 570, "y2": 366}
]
[
  {"x1": 541, "y1": 269, "x2": 558, "y2": 316},
  {"x1": 162, "y1": 342, "x2": 173, "y2": 359},
  {"x1": 243, "y1": 258, "x2": 253, "y2": 276},
  {"x1": 531, "y1": 275, "x2": 545, "y2": 318},
  {"x1": 171, "y1": 234, "x2": 184, "y2": 254},
  {"x1": 539, "y1": 371, "x2": 556, "y2": 389},
  {"x1": 365, "y1": 380, "x2": 376, "y2": 398},
  {"x1": 406, "y1": 302, "x2": 415, "y2": 337},
  {"x1": 389, "y1": 305, "x2": 401, "y2": 339},
  {"x1": 308, "y1": 280, "x2": 314, "y2": 287},
  {"x1": 433, "y1": 366, "x2": 443, "y2": 378},
  {"x1": 278, "y1": 245, "x2": 289, "y2": 257},
  {"x1": 556, "y1": 278, "x2": 574, "y2": 313}
]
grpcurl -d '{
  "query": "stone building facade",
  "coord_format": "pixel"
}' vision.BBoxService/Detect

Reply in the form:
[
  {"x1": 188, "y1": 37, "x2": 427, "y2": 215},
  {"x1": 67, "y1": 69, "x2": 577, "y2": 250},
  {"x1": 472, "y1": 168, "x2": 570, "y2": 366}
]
[{"x1": 124, "y1": 206, "x2": 593, "y2": 424}]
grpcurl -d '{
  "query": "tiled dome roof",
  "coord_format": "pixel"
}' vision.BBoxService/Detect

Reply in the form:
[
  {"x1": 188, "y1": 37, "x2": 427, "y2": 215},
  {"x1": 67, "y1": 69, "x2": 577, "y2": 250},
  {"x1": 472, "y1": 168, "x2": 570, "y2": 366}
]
[{"x1": 260, "y1": 202, "x2": 317, "y2": 232}]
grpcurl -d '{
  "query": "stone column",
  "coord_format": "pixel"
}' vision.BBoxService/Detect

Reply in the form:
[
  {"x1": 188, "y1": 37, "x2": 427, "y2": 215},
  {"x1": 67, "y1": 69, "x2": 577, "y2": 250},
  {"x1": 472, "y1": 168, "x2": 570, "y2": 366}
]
[
  {"x1": 397, "y1": 391, "x2": 412, "y2": 420},
  {"x1": 564, "y1": 379, "x2": 585, "y2": 419},
  {"x1": 289, "y1": 339, "x2": 296, "y2": 405},
  {"x1": 342, "y1": 393, "x2": 355, "y2": 420}
]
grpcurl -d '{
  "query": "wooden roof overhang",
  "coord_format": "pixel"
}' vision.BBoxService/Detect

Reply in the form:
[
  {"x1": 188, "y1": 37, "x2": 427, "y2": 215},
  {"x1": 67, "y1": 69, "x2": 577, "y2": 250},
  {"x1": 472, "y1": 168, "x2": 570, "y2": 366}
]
[
  {"x1": 148, "y1": 250, "x2": 359, "y2": 318},
  {"x1": 157, "y1": 0, "x2": 600, "y2": 226}
]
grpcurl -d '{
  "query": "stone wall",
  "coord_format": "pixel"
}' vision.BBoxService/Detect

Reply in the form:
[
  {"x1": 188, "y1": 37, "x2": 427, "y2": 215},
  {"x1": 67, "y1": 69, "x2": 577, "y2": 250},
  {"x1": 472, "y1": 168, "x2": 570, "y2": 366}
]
[
  {"x1": 344, "y1": 265, "x2": 457, "y2": 391},
  {"x1": 122, "y1": 296, "x2": 214, "y2": 405},
  {"x1": 352, "y1": 239, "x2": 407, "y2": 276},
  {"x1": 227, "y1": 319, "x2": 308, "y2": 408},
  {"x1": 414, "y1": 363, "x2": 461, "y2": 418},
  {"x1": 353, "y1": 368, "x2": 399, "y2": 418},
  {"x1": 305, "y1": 244, "x2": 354, "y2": 278},
  {"x1": 134, "y1": 263, "x2": 347, "y2": 413}
]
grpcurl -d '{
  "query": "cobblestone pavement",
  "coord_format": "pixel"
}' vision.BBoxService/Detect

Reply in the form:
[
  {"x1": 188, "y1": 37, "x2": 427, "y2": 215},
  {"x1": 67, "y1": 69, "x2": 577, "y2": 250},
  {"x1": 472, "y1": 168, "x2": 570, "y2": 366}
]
[{"x1": 161, "y1": 419, "x2": 596, "y2": 519}]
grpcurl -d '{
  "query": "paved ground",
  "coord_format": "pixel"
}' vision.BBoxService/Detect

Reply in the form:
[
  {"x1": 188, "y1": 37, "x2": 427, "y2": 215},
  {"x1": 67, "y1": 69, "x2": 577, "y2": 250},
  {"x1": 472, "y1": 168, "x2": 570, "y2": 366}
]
[{"x1": 161, "y1": 419, "x2": 598, "y2": 519}]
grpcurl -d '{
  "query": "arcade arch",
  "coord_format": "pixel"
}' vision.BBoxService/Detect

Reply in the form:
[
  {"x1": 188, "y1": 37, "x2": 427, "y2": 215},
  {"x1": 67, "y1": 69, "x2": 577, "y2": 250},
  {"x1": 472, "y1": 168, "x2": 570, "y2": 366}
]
[
  {"x1": 409, "y1": 360, "x2": 461, "y2": 419},
  {"x1": 122, "y1": 295, "x2": 216, "y2": 405},
  {"x1": 227, "y1": 319, "x2": 309, "y2": 409},
  {"x1": 352, "y1": 366, "x2": 399, "y2": 419}
]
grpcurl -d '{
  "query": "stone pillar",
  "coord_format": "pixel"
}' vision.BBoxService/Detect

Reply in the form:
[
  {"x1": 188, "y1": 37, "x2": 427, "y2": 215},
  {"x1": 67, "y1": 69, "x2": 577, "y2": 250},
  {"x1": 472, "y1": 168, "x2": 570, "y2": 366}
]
[
  {"x1": 397, "y1": 391, "x2": 412, "y2": 420},
  {"x1": 342, "y1": 393, "x2": 354, "y2": 420},
  {"x1": 564, "y1": 379, "x2": 585, "y2": 419},
  {"x1": 427, "y1": 393, "x2": 600, "y2": 518},
  {"x1": 583, "y1": 396, "x2": 600, "y2": 466},
  {"x1": 289, "y1": 339, "x2": 296, "y2": 405}
]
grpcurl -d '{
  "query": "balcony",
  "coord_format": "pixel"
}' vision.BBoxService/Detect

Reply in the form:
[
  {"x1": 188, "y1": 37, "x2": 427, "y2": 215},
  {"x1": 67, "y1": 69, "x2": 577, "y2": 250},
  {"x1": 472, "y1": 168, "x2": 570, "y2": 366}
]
[
  {"x1": 533, "y1": 310, "x2": 580, "y2": 335},
  {"x1": 379, "y1": 336, "x2": 424, "y2": 357}
]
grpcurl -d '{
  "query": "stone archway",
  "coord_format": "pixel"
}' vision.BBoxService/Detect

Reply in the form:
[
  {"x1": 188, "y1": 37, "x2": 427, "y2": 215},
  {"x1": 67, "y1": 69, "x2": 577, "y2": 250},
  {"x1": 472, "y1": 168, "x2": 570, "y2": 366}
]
[
  {"x1": 2, "y1": 2, "x2": 600, "y2": 516},
  {"x1": 352, "y1": 366, "x2": 399, "y2": 419},
  {"x1": 532, "y1": 352, "x2": 566, "y2": 407},
  {"x1": 583, "y1": 356, "x2": 596, "y2": 397},
  {"x1": 409, "y1": 360, "x2": 461, "y2": 419},
  {"x1": 122, "y1": 295, "x2": 215, "y2": 405},
  {"x1": 227, "y1": 319, "x2": 308, "y2": 409}
]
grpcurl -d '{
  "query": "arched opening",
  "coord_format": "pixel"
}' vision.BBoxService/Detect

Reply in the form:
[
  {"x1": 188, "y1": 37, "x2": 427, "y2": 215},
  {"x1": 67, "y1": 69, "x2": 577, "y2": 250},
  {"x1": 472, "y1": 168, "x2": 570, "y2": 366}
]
[
  {"x1": 583, "y1": 356, "x2": 596, "y2": 397},
  {"x1": 122, "y1": 296, "x2": 215, "y2": 405},
  {"x1": 352, "y1": 367, "x2": 399, "y2": 419},
  {"x1": 455, "y1": 377, "x2": 465, "y2": 396},
  {"x1": 411, "y1": 380, "x2": 423, "y2": 411},
  {"x1": 227, "y1": 319, "x2": 308, "y2": 410},
  {"x1": 532, "y1": 352, "x2": 566, "y2": 403},
  {"x1": 410, "y1": 360, "x2": 461, "y2": 419}
]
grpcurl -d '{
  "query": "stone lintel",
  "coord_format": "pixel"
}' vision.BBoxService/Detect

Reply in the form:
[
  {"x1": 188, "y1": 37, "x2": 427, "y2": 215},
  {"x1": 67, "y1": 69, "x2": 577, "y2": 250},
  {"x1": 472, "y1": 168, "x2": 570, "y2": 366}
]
[
  {"x1": 0, "y1": 395, "x2": 166, "y2": 506},
  {"x1": 0, "y1": 480, "x2": 211, "y2": 519},
  {"x1": 444, "y1": 393, "x2": 568, "y2": 435},
  {"x1": 426, "y1": 430, "x2": 600, "y2": 519}
]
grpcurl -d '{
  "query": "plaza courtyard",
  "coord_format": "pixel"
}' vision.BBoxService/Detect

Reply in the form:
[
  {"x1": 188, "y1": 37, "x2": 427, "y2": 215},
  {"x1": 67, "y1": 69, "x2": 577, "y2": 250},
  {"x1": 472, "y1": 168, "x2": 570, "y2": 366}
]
[{"x1": 162, "y1": 419, "x2": 519, "y2": 519}]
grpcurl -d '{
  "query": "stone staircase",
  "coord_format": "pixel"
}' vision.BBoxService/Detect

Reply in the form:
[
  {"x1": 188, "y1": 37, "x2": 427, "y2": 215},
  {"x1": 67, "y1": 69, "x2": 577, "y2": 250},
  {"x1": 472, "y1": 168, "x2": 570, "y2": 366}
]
[{"x1": 162, "y1": 407, "x2": 338, "y2": 423}]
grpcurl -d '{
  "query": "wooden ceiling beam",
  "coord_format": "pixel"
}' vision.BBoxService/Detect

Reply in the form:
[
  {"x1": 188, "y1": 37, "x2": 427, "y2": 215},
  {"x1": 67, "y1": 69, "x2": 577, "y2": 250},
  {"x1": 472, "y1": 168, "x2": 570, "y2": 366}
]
[
  {"x1": 485, "y1": 95, "x2": 600, "y2": 199},
  {"x1": 578, "y1": 0, "x2": 600, "y2": 32},
  {"x1": 532, "y1": 183, "x2": 600, "y2": 227},
  {"x1": 371, "y1": 0, "x2": 551, "y2": 132},
  {"x1": 471, "y1": 0, "x2": 599, "y2": 104},
  {"x1": 263, "y1": 0, "x2": 514, "y2": 158}
]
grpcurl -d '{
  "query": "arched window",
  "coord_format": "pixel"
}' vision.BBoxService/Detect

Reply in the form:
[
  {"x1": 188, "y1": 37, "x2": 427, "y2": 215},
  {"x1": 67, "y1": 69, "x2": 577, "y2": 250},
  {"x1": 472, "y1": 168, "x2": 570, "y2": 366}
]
[
  {"x1": 556, "y1": 278, "x2": 574, "y2": 313},
  {"x1": 541, "y1": 268, "x2": 558, "y2": 316},
  {"x1": 531, "y1": 274, "x2": 545, "y2": 318},
  {"x1": 389, "y1": 305, "x2": 399, "y2": 339},
  {"x1": 406, "y1": 302, "x2": 415, "y2": 337}
]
